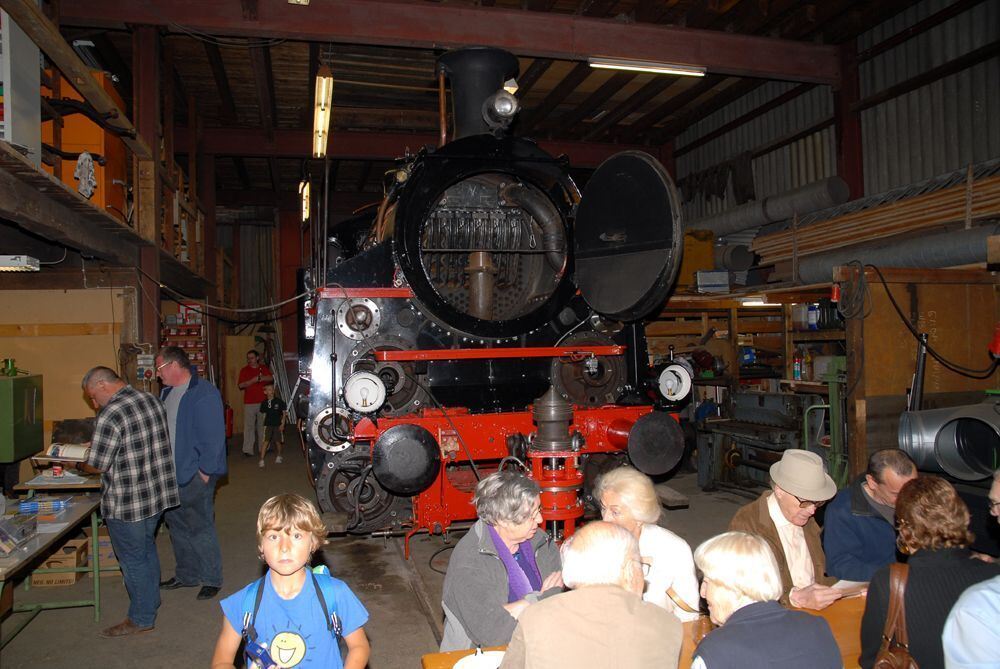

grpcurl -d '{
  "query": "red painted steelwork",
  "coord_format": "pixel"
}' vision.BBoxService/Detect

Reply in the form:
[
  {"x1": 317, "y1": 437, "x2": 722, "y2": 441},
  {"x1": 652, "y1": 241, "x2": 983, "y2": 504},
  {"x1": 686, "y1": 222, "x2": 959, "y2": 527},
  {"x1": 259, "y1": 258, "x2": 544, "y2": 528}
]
[
  {"x1": 606, "y1": 419, "x2": 632, "y2": 448},
  {"x1": 360, "y1": 405, "x2": 651, "y2": 556},
  {"x1": 374, "y1": 345, "x2": 625, "y2": 362},
  {"x1": 317, "y1": 287, "x2": 414, "y2": 299},
  {"x1": 62, "y1": 1, "x2": 839, "y2": 84}
]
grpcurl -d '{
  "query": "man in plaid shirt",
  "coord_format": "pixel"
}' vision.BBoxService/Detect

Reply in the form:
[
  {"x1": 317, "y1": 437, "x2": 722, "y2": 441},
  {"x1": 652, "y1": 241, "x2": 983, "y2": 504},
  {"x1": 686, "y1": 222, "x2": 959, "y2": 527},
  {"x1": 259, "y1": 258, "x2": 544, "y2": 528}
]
[{"x1": 79, "y1": 366, "x2": 180, "y2": 638}]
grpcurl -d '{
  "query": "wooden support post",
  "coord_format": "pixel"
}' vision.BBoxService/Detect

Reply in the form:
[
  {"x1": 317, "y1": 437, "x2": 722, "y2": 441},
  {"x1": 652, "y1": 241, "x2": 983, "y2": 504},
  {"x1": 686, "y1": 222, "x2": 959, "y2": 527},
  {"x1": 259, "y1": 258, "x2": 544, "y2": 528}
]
[
  {"x1": 133, "y1": 26, "x2": 161, "y2": 244},
  {"x1": 834, "y1": 40, "x2": 864, "y2": 199},
  {"x1": 138, "y1": 246, "x2": 161, "y2": 345},
  {"x1": 200, "y1": 154, "x2": 217, "y2": 296}
]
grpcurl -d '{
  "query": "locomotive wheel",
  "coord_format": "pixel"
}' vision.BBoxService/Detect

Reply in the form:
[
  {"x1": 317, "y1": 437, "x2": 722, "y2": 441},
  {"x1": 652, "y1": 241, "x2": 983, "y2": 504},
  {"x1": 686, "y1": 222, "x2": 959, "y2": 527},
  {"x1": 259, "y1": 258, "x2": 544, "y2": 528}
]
[{"x1": 315, "y1": 449, "x2": 406, "y2": 533}]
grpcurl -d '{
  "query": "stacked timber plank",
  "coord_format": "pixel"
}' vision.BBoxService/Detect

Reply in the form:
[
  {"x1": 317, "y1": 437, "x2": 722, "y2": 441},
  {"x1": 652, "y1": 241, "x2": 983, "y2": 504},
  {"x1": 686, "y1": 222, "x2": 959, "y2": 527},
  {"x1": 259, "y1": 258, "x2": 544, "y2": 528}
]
[{"x1": 751, "y1": 175, "x2": 1000, "y2": 266}]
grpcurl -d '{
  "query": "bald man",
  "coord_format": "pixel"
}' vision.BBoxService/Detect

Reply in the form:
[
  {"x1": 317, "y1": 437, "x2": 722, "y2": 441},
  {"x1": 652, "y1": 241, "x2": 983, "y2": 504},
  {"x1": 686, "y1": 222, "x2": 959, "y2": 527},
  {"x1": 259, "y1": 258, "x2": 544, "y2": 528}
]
[{"x1": 501, "y1": 521, "x2": 682, "y2": 669}]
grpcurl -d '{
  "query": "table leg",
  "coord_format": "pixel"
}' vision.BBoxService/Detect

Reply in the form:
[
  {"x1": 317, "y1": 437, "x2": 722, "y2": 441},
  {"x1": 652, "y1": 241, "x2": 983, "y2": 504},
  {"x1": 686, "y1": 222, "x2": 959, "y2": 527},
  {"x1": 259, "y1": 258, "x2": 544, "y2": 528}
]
[{"x1": 91, "y1": 511, "x2": 100, "y2": 622}]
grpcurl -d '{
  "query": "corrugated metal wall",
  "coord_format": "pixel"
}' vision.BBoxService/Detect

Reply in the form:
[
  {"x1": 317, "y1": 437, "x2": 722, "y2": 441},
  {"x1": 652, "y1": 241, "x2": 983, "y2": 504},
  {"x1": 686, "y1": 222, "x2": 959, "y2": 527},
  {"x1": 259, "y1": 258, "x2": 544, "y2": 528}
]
[
  {"x1": 858, "y1": 0, "x2": 1000, "y2": 194},
  {"x1": 674, "y1": 0, "x2": 999, "y2": 222},
  {"x1": 215, "y1": 215, "x2": 278, "y2": 309},
  {"x1": 675, "y1": 82, "x2": 836, "y2": 222}
]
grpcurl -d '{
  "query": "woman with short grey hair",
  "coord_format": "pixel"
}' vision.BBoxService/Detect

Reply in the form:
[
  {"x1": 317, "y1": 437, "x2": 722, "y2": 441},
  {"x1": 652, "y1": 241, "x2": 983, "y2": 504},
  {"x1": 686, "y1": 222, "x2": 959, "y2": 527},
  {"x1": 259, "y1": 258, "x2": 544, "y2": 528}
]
[{"x1": 439, "y1": 470, "x2": 563, "y2": 651}]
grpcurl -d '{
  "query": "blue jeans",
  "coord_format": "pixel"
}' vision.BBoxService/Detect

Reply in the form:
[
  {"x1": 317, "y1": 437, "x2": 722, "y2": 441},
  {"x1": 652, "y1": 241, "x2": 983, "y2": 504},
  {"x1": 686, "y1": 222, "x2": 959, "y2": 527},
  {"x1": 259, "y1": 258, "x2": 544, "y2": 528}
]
[
  {"x1": 164, "y1": 474, "x2": 223, "y2": 587},
  {"x1": 105, "y1": 513, "x2": 163, "y2": 627}
]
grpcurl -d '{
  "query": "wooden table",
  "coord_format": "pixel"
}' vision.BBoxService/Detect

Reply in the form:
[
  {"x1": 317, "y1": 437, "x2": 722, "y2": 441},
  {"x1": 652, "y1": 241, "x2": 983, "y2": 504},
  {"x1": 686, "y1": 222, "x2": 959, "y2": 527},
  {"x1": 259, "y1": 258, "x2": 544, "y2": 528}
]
[
  {"x1": 678, "y1": 596, "x2": 865, "y2": 669},
  {"x1": 0, "y1": 493, "x2": 105, "y2": 650},
  {"x1": 419, "y1": 597, "x2": 865, "y2": 669}
]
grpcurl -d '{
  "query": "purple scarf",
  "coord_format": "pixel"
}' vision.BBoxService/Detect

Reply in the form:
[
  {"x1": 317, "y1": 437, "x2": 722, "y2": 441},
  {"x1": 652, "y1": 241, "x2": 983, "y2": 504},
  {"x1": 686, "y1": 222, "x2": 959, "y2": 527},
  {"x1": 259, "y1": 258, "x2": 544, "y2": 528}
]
[{"x1": 487, "y1": 524, "x2": 542, "y2": 603}]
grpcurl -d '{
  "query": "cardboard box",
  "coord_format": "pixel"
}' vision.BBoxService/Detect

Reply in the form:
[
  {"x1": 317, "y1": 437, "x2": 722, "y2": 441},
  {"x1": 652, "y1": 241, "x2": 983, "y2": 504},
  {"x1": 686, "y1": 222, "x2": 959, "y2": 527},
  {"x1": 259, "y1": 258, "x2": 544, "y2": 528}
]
[
  {"x1": 83, "y1": 526, "x2": 120, "y2": 575},
  {"x1": 31, "y1": 538, "x2": 88, "y2": 587}
]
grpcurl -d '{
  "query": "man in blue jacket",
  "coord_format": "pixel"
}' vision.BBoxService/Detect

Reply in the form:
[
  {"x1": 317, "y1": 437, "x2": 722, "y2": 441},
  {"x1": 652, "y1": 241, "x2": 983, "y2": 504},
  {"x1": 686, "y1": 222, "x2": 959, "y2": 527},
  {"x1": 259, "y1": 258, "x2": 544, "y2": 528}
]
[
  {"x1": 155, "y1": 346, "x2": 227, "y2": 600},
  {"x1": 822, "y1": 448, "x2": 916, "y2": 582}
]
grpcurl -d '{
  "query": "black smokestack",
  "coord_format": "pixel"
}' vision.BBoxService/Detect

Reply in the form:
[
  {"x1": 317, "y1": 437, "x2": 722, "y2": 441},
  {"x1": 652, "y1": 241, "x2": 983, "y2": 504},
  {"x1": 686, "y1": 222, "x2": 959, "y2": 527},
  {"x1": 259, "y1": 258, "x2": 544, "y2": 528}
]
[{"x1": 438, "y1": 47, "x2": 519, "y2": 140}]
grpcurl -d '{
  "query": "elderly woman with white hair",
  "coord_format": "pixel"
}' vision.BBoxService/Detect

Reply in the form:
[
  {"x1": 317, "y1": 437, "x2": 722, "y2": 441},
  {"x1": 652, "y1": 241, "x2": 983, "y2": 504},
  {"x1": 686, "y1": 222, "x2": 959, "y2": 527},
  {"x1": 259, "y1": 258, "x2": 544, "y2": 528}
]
[
  {"x1": 691, "y1": 531, "x2": 841, "y2": 669},
  {"x1": 439, "y1": 470, "x2": 563, "y2": 651},
  {"x1": 595, "y1": 466, "x2": 700, "y2": 620}
]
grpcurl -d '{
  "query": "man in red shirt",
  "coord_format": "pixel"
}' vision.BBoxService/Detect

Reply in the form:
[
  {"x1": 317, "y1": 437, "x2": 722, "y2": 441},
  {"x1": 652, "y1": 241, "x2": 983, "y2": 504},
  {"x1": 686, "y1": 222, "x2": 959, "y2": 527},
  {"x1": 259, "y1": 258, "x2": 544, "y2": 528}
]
[{"x1": 237, "y1": 350, "x2": 273, "y2": 457}]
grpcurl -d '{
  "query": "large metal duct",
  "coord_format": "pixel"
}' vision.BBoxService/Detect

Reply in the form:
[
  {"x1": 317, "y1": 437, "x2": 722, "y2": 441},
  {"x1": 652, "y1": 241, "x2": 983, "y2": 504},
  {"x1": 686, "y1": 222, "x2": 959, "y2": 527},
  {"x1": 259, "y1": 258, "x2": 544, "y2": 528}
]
[
  {"x1": 795, "y1": 223, "x2": 999, "y2": 284},
  {"x1": 686, "y1": 177, "x2": 850, "y2": 236},
  {"x1": 899, "y1": 402, "x2": 1000, "y2": 481}
]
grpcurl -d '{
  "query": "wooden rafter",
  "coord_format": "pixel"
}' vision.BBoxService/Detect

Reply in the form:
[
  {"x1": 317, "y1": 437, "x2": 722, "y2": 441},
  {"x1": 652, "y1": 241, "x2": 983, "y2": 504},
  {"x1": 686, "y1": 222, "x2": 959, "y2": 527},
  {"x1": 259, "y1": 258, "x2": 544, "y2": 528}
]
[
  {"x1": 580, "y1": 0, "x2": 620, "y2": 18},
  {"x1": 550, "y1": 71, "x2": 636, "y2": 134},
  {"x1": 204, "y1": 42, "x2": 237, "y2": 123},
  {"x1": 269, "y1": 157, "x2": 281, "y2": 193},
  {"x1": 514, "y1": 58, "x2": 553, "y2": 100},
  {"x1": 583, "y1": 75, "x2": 677, "y2": 141},
  {"x1": 616, "y1": 74, "x2": 724, "y2": 143},
  {"x1": 249, "y1": 45, "x2": 277, "y2": 138},
  {"x1": 519, "y1": 62, "x2": 592, "y2": 135}
]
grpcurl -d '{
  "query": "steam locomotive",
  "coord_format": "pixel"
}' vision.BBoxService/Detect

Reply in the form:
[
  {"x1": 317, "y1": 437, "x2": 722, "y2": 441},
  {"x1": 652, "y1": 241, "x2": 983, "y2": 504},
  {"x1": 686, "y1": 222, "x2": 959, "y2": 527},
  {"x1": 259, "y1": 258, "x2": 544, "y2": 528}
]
[{"x1": 300, "y1": 47, "x2": 692, "y2": 554}]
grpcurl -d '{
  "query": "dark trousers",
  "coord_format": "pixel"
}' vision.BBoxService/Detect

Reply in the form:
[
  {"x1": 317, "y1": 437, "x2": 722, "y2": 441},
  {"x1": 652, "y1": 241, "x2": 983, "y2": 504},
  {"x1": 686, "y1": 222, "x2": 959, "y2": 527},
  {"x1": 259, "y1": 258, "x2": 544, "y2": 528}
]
[
  {"x1": 164, "y1": 474, "x2": 223, "y2": 587},
  {"x1": 106, "y1": 512, "x2": 163, "y2": 627}
]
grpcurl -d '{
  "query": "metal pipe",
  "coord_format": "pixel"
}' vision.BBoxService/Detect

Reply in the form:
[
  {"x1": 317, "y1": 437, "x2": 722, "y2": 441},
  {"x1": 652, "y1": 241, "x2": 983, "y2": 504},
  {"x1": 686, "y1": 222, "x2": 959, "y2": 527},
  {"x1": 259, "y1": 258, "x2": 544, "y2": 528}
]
[
  {"x1": 466, "y1": 251, "x2": 496, "y2": 320},
  {"x1": 438, "y1": 70, "x2": 447, "y2": 147},
  {"x1": 909, "y1": 334, "x2": 929, "y2": 412},
  {"x1": 796, "y1": 223, "x2": 999, "y2": 284},
  {"x1": 686, "y1": 177, "x2": 850, "y2": 236},
  {"x1": 899, "y1": 401, "x2": 1000, "y2": 481},
  {"x1": 499, "y1": 183, "x2": 566, "y2": 272},
  {"x1": 714, "y1": 244, "x2": 755, "y2": 271}
]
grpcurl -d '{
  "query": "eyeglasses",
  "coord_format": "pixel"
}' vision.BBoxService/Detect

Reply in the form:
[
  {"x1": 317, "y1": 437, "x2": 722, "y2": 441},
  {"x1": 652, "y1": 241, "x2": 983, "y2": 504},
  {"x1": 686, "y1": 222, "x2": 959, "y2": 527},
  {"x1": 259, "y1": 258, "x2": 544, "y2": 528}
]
[
  {"x1": 989, "y1": 500, "x2": 1000, "y2": 511},
  {"x1": 792, "y1": 494, "x2": 826, "y2": 509},
  {"x1": 632, "y1": 559, "x2": 651, "y2": 577},
  {"x1": 156, "y1": 361, "x2": 172, "y2": 371}
]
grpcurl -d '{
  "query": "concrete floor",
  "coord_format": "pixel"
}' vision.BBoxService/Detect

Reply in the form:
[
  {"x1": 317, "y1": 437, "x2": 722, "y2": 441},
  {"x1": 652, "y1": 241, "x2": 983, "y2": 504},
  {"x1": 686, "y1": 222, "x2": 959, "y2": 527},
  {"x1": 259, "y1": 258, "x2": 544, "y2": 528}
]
[{"x1": 2, "y1": 439, "x2": 749, "y2": 668}]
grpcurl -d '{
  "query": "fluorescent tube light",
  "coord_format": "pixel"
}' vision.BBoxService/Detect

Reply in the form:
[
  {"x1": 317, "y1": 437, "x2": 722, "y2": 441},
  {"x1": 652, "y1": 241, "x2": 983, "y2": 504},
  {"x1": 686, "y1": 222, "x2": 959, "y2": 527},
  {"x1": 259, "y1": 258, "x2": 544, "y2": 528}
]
[
  {"x1": 313, "y1": 65, "x2": 334, "y2": 158},
  {"x1": 740, "y1": 297, "x2": 780, "y2": 307},
  {"x1": 0, "y1": 255, "x2": 40, "y2": 272},
  {"x1": 588, "y1": 57, "x2": 706, "y2": 77},
  {"x1": 299, "y1": 179, "x2": 311, "y2": 223}
]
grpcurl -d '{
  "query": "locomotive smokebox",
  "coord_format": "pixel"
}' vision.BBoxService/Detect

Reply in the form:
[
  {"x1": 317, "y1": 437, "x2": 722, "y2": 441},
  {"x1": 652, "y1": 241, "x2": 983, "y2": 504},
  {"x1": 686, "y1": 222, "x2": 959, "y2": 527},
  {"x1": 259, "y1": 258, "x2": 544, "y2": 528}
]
[{"x1": 438, "y1": 47, "x2": 519, "y2": 140}]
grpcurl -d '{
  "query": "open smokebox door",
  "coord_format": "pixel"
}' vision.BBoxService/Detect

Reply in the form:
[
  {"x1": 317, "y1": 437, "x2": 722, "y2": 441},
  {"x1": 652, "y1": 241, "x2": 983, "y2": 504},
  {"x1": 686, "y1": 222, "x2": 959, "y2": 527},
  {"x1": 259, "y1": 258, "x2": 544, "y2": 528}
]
[{"x1": 574, "y1": 151, "x2": 684, "y2": 322}]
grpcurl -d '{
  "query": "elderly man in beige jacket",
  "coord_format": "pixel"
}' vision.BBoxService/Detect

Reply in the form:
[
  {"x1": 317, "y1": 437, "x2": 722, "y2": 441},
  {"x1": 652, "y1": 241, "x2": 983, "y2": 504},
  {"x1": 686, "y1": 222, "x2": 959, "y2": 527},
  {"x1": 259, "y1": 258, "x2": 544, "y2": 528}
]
[{"x1": 500, "y1": 521, "x2": 682, "y2": 669}]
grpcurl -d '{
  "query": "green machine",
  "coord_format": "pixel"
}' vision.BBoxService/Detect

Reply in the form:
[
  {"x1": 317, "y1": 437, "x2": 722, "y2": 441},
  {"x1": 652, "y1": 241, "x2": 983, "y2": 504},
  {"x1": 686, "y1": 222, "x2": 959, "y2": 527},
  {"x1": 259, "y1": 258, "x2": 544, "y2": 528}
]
[{"x1": 0, "y1": 359, "x2": 43, "y2": 462}]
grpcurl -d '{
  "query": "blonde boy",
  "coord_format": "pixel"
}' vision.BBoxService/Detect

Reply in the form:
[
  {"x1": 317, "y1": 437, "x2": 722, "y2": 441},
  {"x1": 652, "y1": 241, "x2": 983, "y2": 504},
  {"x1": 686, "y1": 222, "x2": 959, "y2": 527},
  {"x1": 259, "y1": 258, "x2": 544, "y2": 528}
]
[{"x1": 211, "y1": 494, "x2": 370, "y2": 669}]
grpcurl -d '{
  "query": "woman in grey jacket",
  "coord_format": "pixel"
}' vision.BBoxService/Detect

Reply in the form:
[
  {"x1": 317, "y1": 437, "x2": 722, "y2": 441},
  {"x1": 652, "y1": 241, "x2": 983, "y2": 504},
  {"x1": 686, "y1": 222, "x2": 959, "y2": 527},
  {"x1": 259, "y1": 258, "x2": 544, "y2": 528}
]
[{"x1": 440, "y1": 471, "x2": 563, "y2": 651}]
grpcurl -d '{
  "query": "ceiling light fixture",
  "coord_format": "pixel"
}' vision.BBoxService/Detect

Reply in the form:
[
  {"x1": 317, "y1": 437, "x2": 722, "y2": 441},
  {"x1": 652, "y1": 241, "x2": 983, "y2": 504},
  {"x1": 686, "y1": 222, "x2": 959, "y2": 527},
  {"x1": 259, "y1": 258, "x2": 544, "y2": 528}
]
[
  {"x1": 0, "y1": 255, "x2": 41, "y2": 272},
  {"x1": 299, "y1": 179, "x2": 311, "y2": 223},
  {"x1": 288, "y1": 0, "x2": 310, "y2": 5},
  {"x1": 588, "y1": 57, "x2": 706, "y2": 77},
  {"x1": 313, "y1": 65, "x2": 334, "y2": 159}
]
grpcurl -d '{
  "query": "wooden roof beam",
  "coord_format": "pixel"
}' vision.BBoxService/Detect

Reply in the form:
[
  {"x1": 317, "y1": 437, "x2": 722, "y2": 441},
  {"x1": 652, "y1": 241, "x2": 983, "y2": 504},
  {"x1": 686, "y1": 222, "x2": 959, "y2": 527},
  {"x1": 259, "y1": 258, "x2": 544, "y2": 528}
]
[
  {"x1": 616, "y1": 74, "x2": 725, "y2": 143},
  {"x1": 1, "y1": 0, "x2": 151, "y2": 158},
  {"x1": 583, "y1": 75, "x2": 677, "y2": 141},
  {"x1": 519, "y1": 62, "x2": 592, "y2": 135},
  {"x1": 550, "y1": 71, "x2": 637, "y2": 135},
  {"x1": 204, "y1": 42, "x2": 238, "y2": 124},
  {"x1": 513, "y1": 57, "x2": 553, "y2": 100},
  {"x1": 249, "y1": 45, "x2": 277, "y2": 138},
  {"x1": 176, "y1": 127, "x2": 651, "y2": 168},
  {"x1": 58, "y1": 0, "x2": 841, "y2": 84}
]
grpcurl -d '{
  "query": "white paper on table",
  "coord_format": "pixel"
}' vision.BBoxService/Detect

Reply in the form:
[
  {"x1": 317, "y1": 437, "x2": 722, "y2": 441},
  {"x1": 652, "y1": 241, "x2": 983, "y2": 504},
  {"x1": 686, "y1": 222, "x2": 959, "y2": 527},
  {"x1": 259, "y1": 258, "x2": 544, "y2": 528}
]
[{"x1": 832, "y1": 579, "x2": 868, "y2": 598}]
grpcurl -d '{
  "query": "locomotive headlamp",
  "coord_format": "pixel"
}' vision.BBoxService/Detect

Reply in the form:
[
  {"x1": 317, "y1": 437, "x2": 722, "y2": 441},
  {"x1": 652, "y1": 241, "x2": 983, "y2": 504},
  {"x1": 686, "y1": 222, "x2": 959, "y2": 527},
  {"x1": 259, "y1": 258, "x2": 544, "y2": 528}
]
[{"x1": 482, "y1": 90, "x2": 519, "y2": 132}]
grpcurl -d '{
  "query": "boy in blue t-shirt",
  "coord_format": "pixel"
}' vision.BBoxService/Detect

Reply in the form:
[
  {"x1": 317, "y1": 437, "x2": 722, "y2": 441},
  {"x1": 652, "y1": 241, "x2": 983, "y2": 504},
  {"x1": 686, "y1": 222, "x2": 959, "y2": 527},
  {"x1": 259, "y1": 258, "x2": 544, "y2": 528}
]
[{"x1": 211, "y1": 494, "x2": 370, "y2": 669}]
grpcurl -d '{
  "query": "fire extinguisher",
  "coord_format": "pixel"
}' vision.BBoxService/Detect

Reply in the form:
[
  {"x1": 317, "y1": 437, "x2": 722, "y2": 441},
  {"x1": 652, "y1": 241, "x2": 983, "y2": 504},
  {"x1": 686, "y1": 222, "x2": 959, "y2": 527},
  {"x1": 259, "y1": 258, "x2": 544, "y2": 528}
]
[{"x1": 224, "y1": 403, "x2": 234, "y2": 439}]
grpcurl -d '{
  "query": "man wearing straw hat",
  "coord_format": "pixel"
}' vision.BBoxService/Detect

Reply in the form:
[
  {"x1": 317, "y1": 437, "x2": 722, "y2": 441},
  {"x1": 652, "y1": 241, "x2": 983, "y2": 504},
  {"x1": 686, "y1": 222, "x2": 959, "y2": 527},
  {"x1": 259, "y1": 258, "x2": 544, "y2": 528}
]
[{"x1": 729, "y1": 449, "x2": 841, "y2": 610}]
